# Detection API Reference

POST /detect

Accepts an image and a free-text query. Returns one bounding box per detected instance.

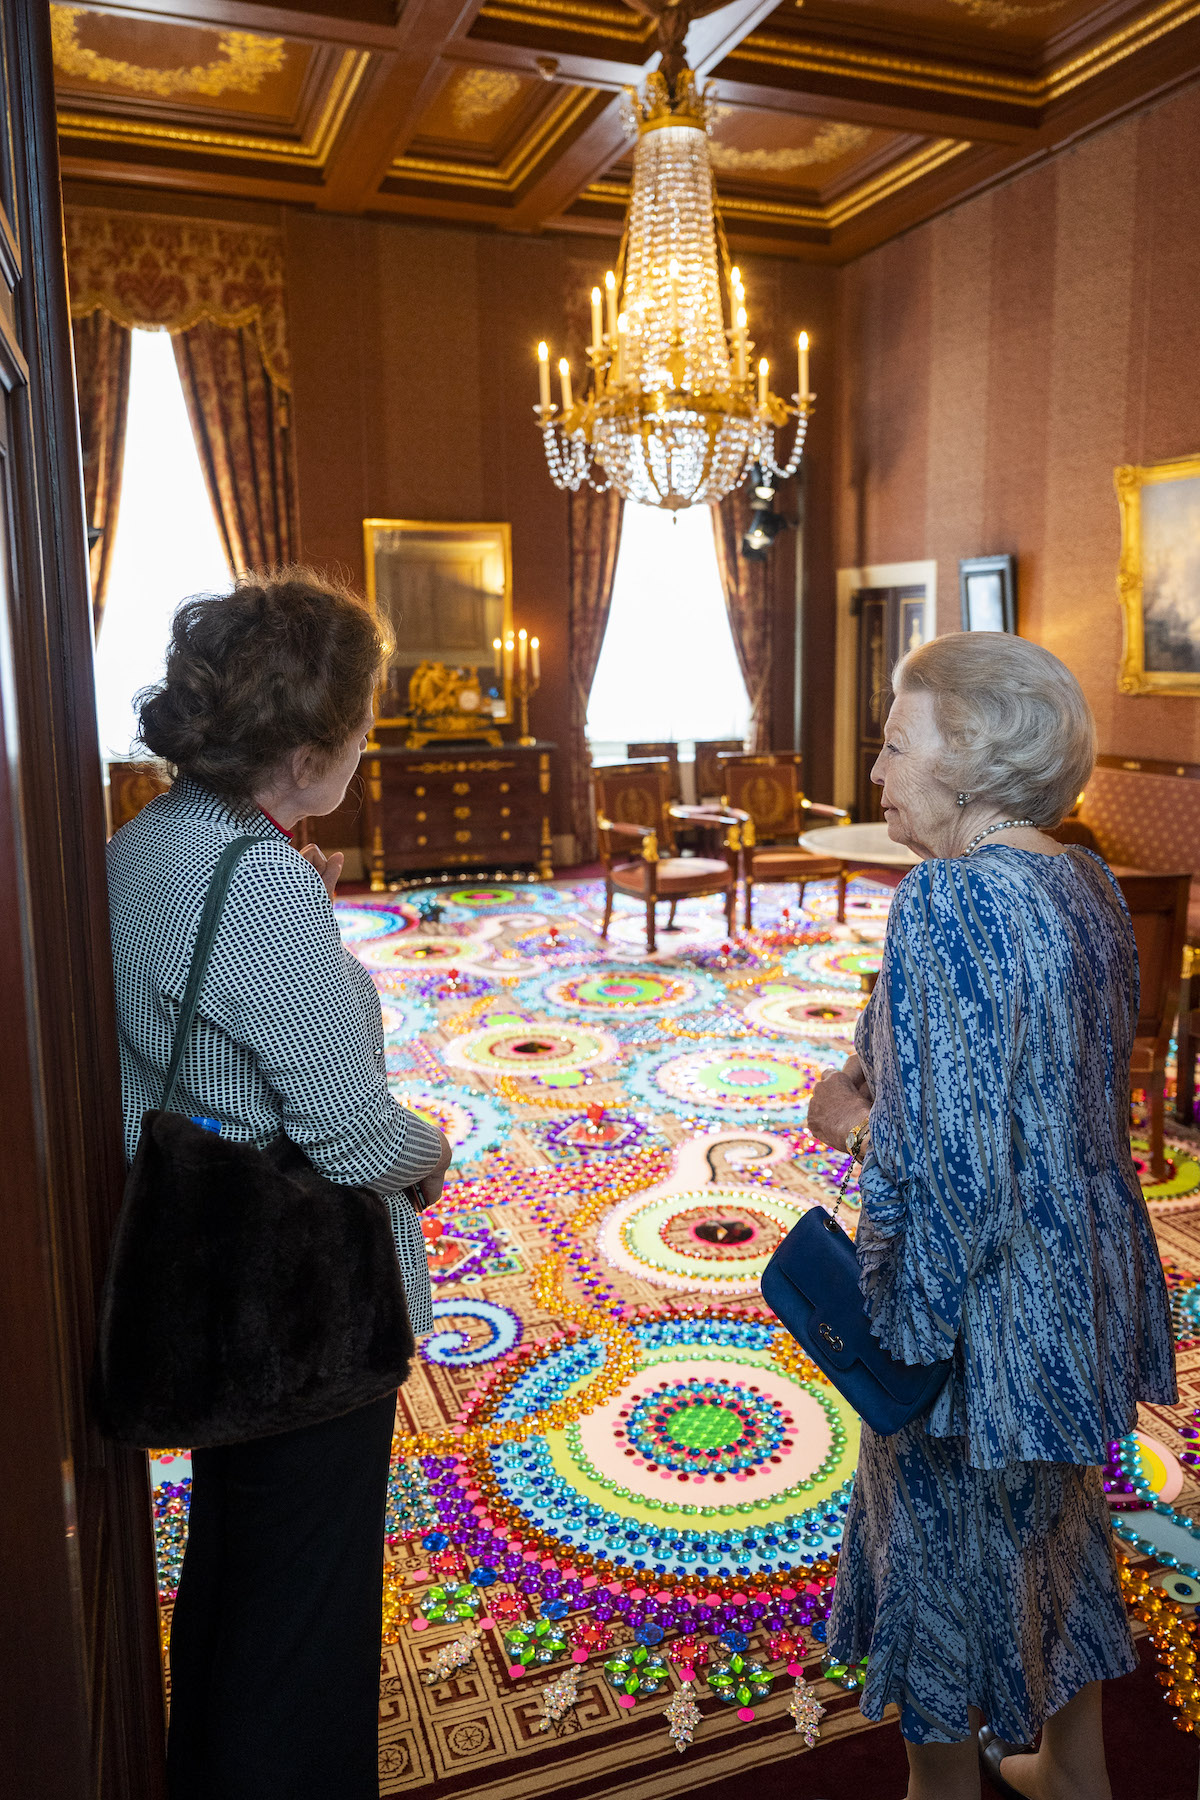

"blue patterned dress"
[826,845,1176,1745]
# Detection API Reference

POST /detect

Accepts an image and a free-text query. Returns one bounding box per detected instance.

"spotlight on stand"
[741,464,788,561]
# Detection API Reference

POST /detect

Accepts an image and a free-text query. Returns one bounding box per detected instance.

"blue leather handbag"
[760,1200,954,1437]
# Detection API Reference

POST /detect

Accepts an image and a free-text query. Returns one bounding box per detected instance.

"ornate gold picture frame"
[363,519,513,738]
[1116,454,1200,695]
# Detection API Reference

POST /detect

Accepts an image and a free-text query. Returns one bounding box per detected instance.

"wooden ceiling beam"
[71,0,404,51]
[315,0,484,211]
[709,73,1032,144]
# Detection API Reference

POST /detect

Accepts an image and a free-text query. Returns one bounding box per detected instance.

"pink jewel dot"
[617,1695,637,1710]
[410,1619,429,1633]
[410,1570,430,1583]
[508,1665,525,1679]
[787,1661,804,1676]
[582,1575,598,1589]
[781,1587,797,1600]
[680,1665,695,1683]
[737,1707,756,1723]
[571,1649,588,1664]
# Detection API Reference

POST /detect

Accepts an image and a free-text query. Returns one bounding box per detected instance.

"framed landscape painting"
[1116,454,1200,694]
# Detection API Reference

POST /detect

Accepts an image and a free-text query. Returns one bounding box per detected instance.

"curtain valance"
[63,206,291,392]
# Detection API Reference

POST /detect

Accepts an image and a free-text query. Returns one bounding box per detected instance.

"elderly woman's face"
[871,687,959,858]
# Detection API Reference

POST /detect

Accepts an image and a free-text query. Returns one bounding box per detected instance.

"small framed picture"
[959,554,1017,634]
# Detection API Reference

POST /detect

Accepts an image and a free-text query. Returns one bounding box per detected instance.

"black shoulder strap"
[160,835,260,1115]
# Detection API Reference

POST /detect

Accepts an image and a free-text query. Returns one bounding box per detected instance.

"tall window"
[586,502,749,753]
[92,329,230,760]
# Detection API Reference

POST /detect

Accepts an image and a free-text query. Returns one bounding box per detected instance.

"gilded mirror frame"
[363,518,514,731]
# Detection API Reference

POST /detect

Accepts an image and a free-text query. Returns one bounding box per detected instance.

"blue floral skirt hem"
[826,1419,1137,1746]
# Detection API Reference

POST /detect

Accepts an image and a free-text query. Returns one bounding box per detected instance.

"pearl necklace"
[964,818,1036,855]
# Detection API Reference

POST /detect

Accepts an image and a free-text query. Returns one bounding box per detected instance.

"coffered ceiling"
[52,0,1200,258]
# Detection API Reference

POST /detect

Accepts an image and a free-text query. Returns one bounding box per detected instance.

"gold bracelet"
[845,1118,870,1162]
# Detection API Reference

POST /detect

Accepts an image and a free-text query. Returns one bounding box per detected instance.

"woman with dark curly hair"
[108,569,451,1800]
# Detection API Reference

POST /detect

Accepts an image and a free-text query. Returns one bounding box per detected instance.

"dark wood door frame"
[0,4,165,1795]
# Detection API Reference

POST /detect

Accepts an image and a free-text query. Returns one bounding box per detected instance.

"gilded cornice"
[477,0,652,42]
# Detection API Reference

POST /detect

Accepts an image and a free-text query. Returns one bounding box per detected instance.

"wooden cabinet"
[361,741,555,888]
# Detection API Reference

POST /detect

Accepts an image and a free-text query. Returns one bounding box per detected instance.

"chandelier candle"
[531,63,814,511]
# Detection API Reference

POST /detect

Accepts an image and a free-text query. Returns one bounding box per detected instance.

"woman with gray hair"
[805,632,1174,1800]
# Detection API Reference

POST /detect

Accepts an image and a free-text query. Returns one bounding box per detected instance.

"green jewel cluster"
[603,1644,670,1697]
[822,1653,869,1691]
[564,1372,847,1517]
[504,1618,568,1666]
[708,1654,772,1707]
[419,1582,481,1622]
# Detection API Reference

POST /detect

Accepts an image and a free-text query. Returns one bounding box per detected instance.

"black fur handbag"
[95,836,416,1449]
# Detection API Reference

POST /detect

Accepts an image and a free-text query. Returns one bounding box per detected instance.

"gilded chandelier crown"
[623,68,714,135]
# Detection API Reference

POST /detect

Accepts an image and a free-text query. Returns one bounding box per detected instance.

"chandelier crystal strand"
[533,66,814,512]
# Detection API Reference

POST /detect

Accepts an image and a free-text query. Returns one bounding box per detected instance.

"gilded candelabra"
[492,626,541,745]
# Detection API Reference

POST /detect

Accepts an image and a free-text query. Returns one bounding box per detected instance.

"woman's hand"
[806,1062,871,1153]
[299,841,344,902]
[414,1129,454,1213]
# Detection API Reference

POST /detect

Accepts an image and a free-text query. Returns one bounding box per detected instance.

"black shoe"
[978,1725,1034,1799]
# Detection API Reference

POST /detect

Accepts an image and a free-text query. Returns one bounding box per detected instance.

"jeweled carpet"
[149,876,1200,1798]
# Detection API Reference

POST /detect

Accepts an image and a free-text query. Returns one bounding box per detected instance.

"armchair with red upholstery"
[592,760,743,952]
[718,752,849,926]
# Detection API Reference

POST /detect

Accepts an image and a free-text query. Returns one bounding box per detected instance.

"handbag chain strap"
[160,836,260,1115]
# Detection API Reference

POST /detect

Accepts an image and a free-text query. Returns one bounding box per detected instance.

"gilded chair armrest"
[799,800,851,825]
[670,804,749,852]
[597,816,659,862]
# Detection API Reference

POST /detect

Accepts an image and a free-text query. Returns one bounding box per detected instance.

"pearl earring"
[957,793,969,807]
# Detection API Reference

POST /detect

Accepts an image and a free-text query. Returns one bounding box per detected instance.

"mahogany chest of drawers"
[361,741,555,889]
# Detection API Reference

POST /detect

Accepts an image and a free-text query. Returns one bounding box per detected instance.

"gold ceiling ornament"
[50,6,286,100]
[450,67,524,131]
[533,9,813,512]
[708,116,871,174]
[942,0,1066,22]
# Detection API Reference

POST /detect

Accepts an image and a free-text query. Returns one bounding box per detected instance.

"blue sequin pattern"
[827,845,1176,1744]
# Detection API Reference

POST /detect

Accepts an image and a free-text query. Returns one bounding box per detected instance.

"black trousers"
[166,1390,398,1800]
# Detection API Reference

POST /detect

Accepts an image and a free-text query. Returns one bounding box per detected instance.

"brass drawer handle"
[454,805,471,820]
[500,807,510,818]
[499,782,510,793]
[500,830,510,842]
[453,782,470,795]
[455,829,471,843]
[416,811,426,822]
[417,835,427,847]
[414,786,426,798]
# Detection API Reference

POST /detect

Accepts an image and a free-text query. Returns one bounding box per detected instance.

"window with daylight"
[586,501,750,759]
[93,328,231,761]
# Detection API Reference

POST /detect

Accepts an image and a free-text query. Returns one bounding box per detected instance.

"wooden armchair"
[592,761,741,952]
[719,752,850,926]
[1115,870,1190,1180]
[694,739,746,803]
[627,742,682,800]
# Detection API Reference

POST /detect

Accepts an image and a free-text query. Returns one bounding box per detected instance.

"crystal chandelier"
[534,64,813,511]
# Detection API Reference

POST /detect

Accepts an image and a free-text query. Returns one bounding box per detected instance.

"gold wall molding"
[56,47,368,167]
[391,85,595,191]
[51,5,286,100]
[733,0,1200,107]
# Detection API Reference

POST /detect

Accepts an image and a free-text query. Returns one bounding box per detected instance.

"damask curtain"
[711,489,772,751]
[173,320,296,574]
[567,486,624,861]
[63,206,297,579]
[71,310,131,636]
